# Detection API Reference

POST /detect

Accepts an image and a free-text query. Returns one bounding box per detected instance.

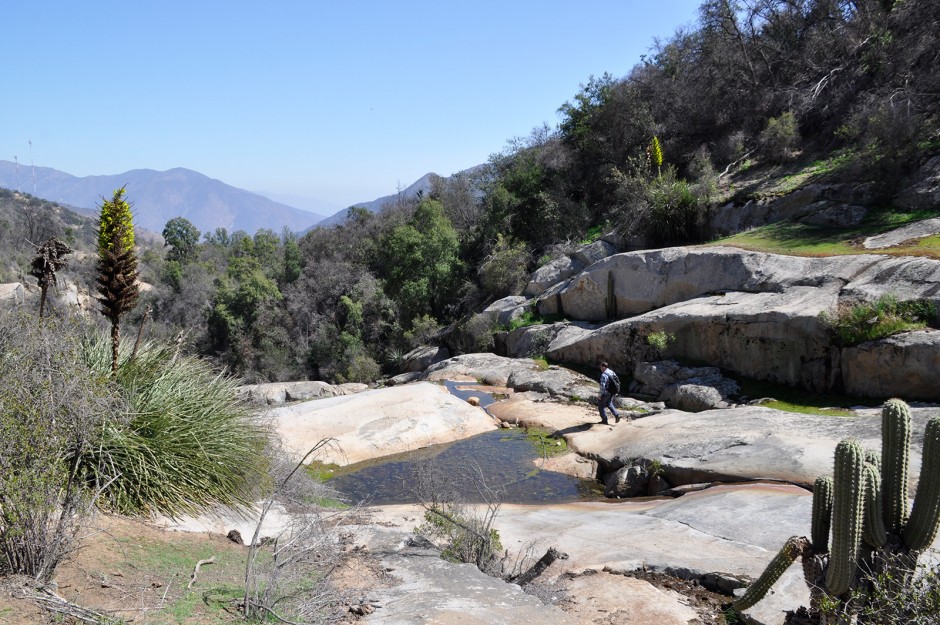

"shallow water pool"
[327,382,601,505]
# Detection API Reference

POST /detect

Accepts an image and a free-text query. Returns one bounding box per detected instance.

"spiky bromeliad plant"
[733,399,940,623]
[80,336,270,517]
[96,187,139,374]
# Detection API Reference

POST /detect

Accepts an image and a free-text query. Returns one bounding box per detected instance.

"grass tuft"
[81,336,270,517]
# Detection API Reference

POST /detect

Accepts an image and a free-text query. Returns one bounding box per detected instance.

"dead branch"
[188,555,216,589]
[26,587,120,624]
[718,149,755,179]
[512,547,569,587]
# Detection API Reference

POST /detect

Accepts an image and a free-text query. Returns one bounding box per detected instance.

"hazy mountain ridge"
[0,161,326,235]
[317,165,485,228]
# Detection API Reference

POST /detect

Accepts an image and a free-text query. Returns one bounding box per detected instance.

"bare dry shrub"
[0,311,119,581]
[242,438,350,624]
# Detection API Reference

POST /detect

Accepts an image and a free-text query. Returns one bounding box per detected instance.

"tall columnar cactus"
[825,441,866,596]
[811,476,833,553]
[732,536,809,611]
[882,398,912,534]
[863,463,887,549]
[903,416,940,550]
[733,400,940,619]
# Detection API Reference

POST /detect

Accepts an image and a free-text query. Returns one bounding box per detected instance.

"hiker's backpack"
[606,371,621,395]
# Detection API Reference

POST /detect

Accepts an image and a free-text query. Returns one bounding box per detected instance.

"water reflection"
[328,382,602,505]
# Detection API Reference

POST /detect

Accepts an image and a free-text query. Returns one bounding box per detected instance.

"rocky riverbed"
[162,355,940,625]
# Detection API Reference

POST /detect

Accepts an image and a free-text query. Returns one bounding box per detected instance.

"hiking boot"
[614,415,621,423]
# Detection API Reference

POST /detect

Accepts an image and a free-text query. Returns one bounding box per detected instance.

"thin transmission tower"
[29,140,36,194]
[13,155,20,192]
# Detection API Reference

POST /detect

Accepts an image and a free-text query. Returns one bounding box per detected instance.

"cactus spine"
[732,536,808,611]
[902,416,940,550]
[811,476,833,553]
[825,440,866,596]
[882,398,912,534]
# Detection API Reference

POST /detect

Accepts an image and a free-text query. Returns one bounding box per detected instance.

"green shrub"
[644,167,702,245]
[478,234,530,299]
[646,330,676,353]
[821,295,936,346]
[80,336,270,517]
[759,111,800,163]
[419,505,503,570]
[507,311,562,333]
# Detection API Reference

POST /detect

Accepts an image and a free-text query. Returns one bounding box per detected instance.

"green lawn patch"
[711,207,940,258]
[734,376,876,416]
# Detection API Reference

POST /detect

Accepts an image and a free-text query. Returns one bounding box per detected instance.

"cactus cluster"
[732,399,940,619]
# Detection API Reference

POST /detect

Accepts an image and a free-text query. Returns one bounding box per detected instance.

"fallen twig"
[188,556,216,589]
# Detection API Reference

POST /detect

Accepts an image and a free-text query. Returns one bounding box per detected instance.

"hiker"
[598,362,621,425]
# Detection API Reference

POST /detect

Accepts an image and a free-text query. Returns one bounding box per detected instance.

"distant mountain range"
[0,161,326,236]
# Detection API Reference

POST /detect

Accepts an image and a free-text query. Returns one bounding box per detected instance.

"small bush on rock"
[821,295,936,346]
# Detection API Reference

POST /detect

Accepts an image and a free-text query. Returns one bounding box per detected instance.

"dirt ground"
[0,513,734,625]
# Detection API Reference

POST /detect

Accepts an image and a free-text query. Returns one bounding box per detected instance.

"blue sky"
[2,1,702,213]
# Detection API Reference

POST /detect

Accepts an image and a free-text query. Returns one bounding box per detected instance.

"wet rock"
[605,465,650,498]
[647,473,671,496]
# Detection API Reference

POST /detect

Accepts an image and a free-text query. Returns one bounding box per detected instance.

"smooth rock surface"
[841,329,940,400]
[401,345,451,373]
[236,380,362,405]
[568,406,936,489]
[358,524,574,625]
[863,217,940,248]
[269,382,498,465]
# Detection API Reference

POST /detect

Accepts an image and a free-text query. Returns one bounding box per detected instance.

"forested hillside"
[4,0,938,385]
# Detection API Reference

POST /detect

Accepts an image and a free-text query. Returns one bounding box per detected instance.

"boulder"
[605,465,650,498]
[482,295,529,326]
[269,382,498,466]
[400,345,451,373]
[536,246,880,322]
[705,182,876,238]
[236,380,363,405]
[567,405,936,489]
[862,217,940,249]
[549,288,842,392]
[661,383,730,412]
[525,255,585,297]
[506,365,596,400]
[535,247,940,396]
[631,360,741,411]
[894,154,940,210]
[386,371,422,386]
[423,353,539,386]
[841,330,940,400]
[0,282,24,309]
[525,239,621,297]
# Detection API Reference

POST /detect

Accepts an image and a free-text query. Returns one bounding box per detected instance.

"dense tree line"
[3,0,937,385]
